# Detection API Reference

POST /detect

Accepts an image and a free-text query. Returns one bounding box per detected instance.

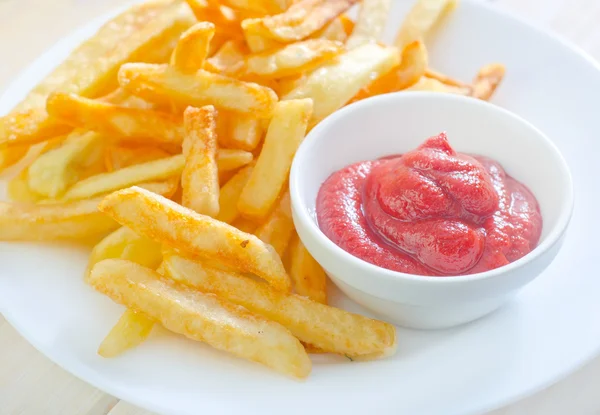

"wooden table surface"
[1,0,600,414]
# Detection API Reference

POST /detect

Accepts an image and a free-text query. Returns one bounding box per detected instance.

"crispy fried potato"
[27,131,104,198]
[0,146,30,173]
[89,259,310,377]
[312,15,354,42]
[100,87,156,110]
[62,154,184,201]
[424,68,469,88]
[394,0,458,48]
[217,112,263,151]
[119,63,278,116]
[104,145,170,172]
[283,44,399,123]
[138,177,180,199]
[204,40,248,76]
[217,164,254,224]
[241,19,284,53]
[246,39,345,79]
[407,76,471,94]
[346,0,392,48]
[1,1,194,150]
[170,22,216,73]
[219,0,292,15]
[7,168,43,203]
[249,0,360,43]
[98,309,155,358]
[255,192,294,256]
[350,40,427,103]
[471,63,505,101]
[163,255,397,357]
[288,234,327,304]
[216,148,253,172]
[98,187,291,291]
[0,197,117,241]
[185,0,244,40]
[238,99,312,218]
[181,106,220,217]
[46,93,185,146]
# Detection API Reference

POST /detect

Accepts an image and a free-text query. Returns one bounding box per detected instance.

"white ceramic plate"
[1,1,599,414]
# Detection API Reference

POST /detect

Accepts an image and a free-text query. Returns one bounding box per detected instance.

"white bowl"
[290,92,573,329]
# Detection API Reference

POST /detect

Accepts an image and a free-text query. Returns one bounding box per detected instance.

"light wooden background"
[1,0,600,414]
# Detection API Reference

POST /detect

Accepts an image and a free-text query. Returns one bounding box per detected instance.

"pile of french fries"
[0,0,505,378]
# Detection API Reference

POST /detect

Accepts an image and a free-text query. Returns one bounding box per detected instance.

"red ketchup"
[316,133,543,276]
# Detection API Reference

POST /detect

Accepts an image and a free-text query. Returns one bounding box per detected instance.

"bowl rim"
[289,91,575,285]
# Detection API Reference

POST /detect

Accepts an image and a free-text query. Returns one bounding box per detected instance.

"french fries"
[46,93,185,146]
[0,197,117,241]
[89,259,311,378]
[204,40,248,76]
[104,145,170,172]
[0,146,30,172]
[471,63,506,100]
[425,68,470,88]
[217,112,263,151]
[247,0,360,43]
[181,106,220,216]
[238,99,312,218]
[163,255,397,357]
[216,148,254,171]
[350,41,427,103]
[345,0,392,49]
[245,39,345,79]
[7,168,43,204]
[62,155,184,201]
[219,0,293,15]
[216,164,254,224]
[254,192,294,256]
[314,15,354,42]
[118,63,278,116]
[97,309,155,358]
[395,0,458,48]
[283,44,400,123]
[241,19,284,53]
[288,234,327,304]
[406,76,471,94]
[98,187,291,291]
[170,22,216,73]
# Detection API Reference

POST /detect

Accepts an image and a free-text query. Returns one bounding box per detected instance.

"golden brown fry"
[216,148,254,172]
[7,168,43,204]
[163,255,397,357]
[217,112,263,151]
[219,0,292,15]
[313,15,353,42]
[217,164,254,224]
[181,106,220,217]
[89,259,310,377]
[138,177,180,200]
[185,0,244,40]
[407,76,471,94]
[471,63,505,101]
[98,187,291,291]
[283,43,398,124]
[249,0,360,43]
[394,0,458,48]
[204,40,248,76]
[170,22,216,73]
[62,154,184,201]
[0,146,30,173]
[254,192,294,257]
[350,40,427,103]
[241,19,285,53]
[104,145,170,172]
[98,309,155,358]
[245,39,345,79]
[1,1,194,150]
[27,131,104,198]
[288,234,327,304]
[424,68,469,88]
[119,63,278,117]
[0,197,117,241]
[346,0,392,48]
[46,93,185,146]
[238,99,312,218]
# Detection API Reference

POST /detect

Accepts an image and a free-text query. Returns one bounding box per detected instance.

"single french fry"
[313,15,354,42]
[406,76,471,94]
[104,145,170,172]
[181,106,220,217]
[394,0,458,48]
[138,177,180,199]
[283,44,399,123]
[27,131,104,198]
[288,234,327,304]
[238,99,312,218]
[471,63,505,101]
[424,68,469,88]
[62,154,184,201]
[249,0,360,43]
[163,255,397,358]
[245,39,345,79]
[254,192,294,257]
[204,40,248,76]
[0,1,194,149]
[119,63,278,117]
[350,40,427,103]
[46,93,185,146]
[170,22,216,73]
[98,309,155,358]
[98,187,291,291]
[217,112,264,151]
[89,259,310,378]
[241,19,285,53]
[216,164,254,224]
[216,148,254,171]
[345,0,392,48]
[100,87,157,110]
[0,197,117,241]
